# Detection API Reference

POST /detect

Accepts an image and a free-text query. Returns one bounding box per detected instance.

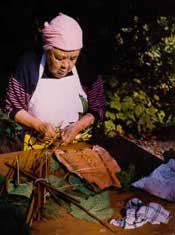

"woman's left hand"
[61,123,80,145]
[61,113,95,145]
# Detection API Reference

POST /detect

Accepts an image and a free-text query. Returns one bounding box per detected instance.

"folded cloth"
[132,159,175,201]
[109,198,170,229]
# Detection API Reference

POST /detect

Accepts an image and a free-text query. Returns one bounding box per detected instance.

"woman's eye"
[56,57,62,61]
[70,57,76,61]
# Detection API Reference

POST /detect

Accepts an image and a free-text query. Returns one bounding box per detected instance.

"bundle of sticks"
[3,153,117,233]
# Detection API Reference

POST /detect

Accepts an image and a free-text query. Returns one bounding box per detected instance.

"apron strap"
[39,53,46,79]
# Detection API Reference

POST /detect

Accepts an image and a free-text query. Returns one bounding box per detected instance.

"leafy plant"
[104,16,175,138]
[70,190,114,222]
[117,164,136,192]
[105,86,165,137]
[0,110,23,152]
[0,110,22,139]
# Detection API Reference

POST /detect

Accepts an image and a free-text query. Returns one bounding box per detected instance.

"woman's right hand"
[36,122,57,139]
[15,110,57,140]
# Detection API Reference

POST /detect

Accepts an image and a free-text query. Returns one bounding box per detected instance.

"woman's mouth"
[56,71,66,77]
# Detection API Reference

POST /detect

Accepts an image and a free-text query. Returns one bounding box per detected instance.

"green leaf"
[50,157,61,172]
[68,174,95,197]
[153,94,160,101]
[116,124,123,134]
[117,164,136,191]
[104,120,116,131]
[109,78,119,88]
[105,130,117,138]
[109,100,121,111]
[125,112,136,121]
[116,112,126,120]
[79,94,88,113]
[133,78,141,84]
[7,181,33,199]
[135,105,144,117]
[148,106,158,115]
[105,111,116,120]
[0,175,5,184]
[116,113,126,121]
[121,97,135,111]
[5,128,12,136]
[48,175,66,191]
[157,111,165,123]
[70,191,114,222]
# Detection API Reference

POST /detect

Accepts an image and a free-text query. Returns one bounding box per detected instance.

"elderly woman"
[3,13,105,150]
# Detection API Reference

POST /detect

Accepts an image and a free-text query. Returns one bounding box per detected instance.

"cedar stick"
[5,162,80,204]
[5,162,118,233]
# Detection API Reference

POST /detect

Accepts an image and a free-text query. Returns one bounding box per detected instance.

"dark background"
[0,0,175,97]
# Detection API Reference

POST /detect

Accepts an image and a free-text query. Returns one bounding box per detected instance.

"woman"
[3,13,105,150]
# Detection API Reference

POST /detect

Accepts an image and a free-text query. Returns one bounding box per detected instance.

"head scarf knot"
[42,13,83,51]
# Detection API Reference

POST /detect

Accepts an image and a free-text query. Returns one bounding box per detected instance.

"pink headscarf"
[42,13,83,51]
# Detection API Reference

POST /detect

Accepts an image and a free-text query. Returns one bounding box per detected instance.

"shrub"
[104,16,175,138]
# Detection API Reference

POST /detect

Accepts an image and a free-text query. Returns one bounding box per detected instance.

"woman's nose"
[61,59,70,69]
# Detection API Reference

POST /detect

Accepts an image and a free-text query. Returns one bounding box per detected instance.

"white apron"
[28,54,87,129]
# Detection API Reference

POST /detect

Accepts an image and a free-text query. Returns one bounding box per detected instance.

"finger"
[45,124,57,138]
[63,133,75,145]
[44,136,52,143]
[61,132,70,144]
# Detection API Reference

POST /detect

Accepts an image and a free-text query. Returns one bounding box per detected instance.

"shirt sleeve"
[76,50,106,121]
[3,76,31,119]
[86,75,106,121]
[2,51,40,119]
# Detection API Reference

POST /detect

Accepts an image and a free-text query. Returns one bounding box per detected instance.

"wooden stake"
[16,156,20,185]
[5,162,117,233]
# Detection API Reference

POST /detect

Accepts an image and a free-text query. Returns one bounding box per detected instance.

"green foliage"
[79,94,88,118]
[117,164,136,192]
[48,175,67,191]
[42,198,63,219]
[0,110,23,152]
[46,173,113,222]
[49,156,61,173]
[0,110,22,139]
[105,87,165,137]
[68,174,95,197]
[0,175,5,184]
[70,190,114,222]
[104,16,175,138]
[7,181,33,199]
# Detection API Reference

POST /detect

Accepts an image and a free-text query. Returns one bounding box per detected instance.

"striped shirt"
[3,50,105,121]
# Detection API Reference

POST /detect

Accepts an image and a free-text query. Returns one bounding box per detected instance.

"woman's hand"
[15,110,57,140]
[61,123,80,145]
[61,113,95,145]
[36,122,57,140]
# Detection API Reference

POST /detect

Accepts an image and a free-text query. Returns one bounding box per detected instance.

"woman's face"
[45,48,80,78]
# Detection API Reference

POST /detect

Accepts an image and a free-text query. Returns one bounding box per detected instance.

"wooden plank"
[0,142,91,175]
